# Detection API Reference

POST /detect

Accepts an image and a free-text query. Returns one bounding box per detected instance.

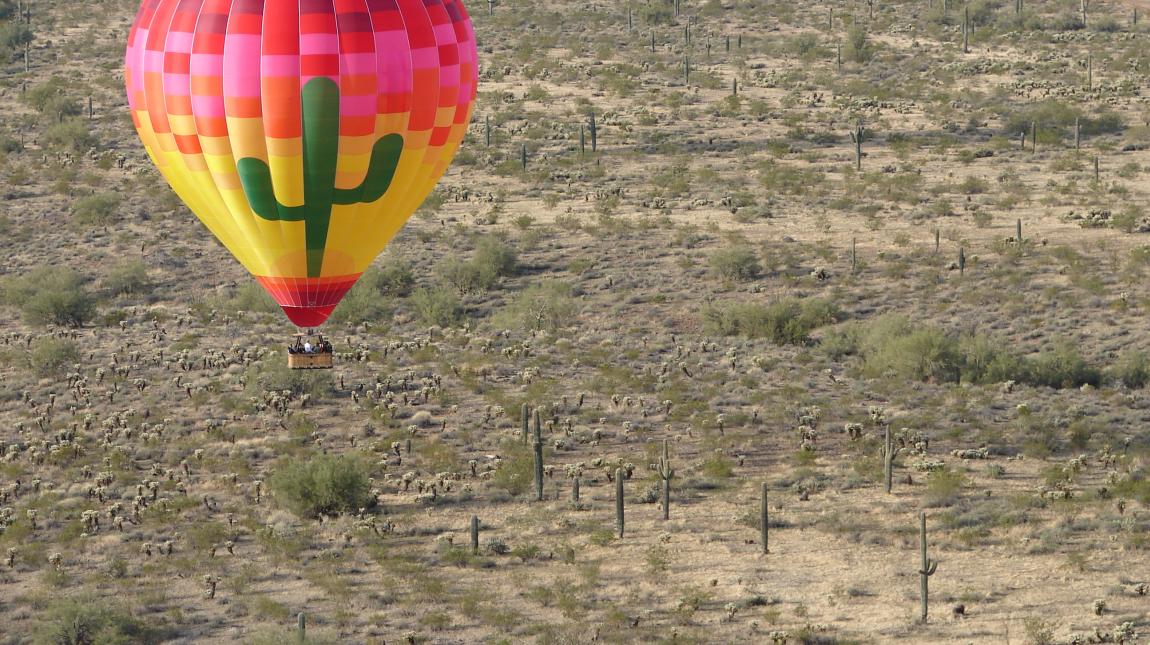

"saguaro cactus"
[615,468,625,538]
[882,424,896,494]
[657,439,675,520]
[919,512,938,622]
[533,417,544,502]
[958,247,966,276]
[956,8,966,53]
[470,515,479,554]
[1016,218,1022,243]
[521,403,530,445]
[850,122,864,170]
[761,482,770,554]
[589,112,598,152]
[298,612,306,643]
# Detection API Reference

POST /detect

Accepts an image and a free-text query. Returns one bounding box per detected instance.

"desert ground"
[1,0,1150,643]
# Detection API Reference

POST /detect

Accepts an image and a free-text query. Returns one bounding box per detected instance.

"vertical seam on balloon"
[270,0,296,296]
[182,0,259,276]
[363,0,426,246]
[358,0,412,260]
[390,0,446,230]
[324,0,343,309]
[224,0,282,279]
[209,0,277,279]
[352,0,379,314]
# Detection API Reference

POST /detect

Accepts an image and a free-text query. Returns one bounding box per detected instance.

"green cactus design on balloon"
[236,77,404,277]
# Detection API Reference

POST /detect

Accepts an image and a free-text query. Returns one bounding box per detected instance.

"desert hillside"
[1,0,1150,643]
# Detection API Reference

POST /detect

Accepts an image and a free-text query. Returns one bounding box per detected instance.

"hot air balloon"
[125,0,477,328]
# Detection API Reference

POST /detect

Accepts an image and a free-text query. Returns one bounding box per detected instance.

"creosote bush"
[490,441,535,496]
[410,286,464,327]
[826,314,1101,388]
[246,356,333,399]
[496,281,578,332]
[33,596,163,645]
[708,245,761,282]
[269,454,373,518]
[29,337,79,377]
[702,297,840,344]
[329,266,393,324]
[3,266,97,327]
[71,193,121,227]
[103,261,151,297]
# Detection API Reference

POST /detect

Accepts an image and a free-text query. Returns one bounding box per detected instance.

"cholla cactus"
[724,602,738,622]
[47,552,62,572]
[868,406,885,426]
[204,574,219,598]
[25,509,37,530]
[769,631,789,644]
[1131,582,1147,596]
[1093,598,1106,615]
[5,548,15,567]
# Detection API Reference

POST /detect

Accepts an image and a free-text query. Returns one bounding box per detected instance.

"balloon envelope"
[125,0,477,326]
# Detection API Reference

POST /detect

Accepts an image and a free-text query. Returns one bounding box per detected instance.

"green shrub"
[958,333,1021,384]
[410,286,464,327]
[844,25,872,63]
[496,281,578,332]
[473,236,518,278]
[25,78,79,121]
[269,454,373,518]
[43,119,96,152]
[923,467,965,507]
[437,236,518,294]
[860,319,963,383]
[490,442,534,496]
[372,253,415,296]
[0,21,33,60]
[103,261,150,296]
[29,337,79,377]
[1110,350,1150,388]
[702,297,840,344]
[33,596,163,645]
[72,192,121,227]
[437,257,486,294]
[830,316,1099,389]
[1024,342,1100,389]
[193,282,279,320]
[708,245,761,282]
[329,267,391,324]
[3,266,97,327]
[700,454,734,479]
[245,356,332,399]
